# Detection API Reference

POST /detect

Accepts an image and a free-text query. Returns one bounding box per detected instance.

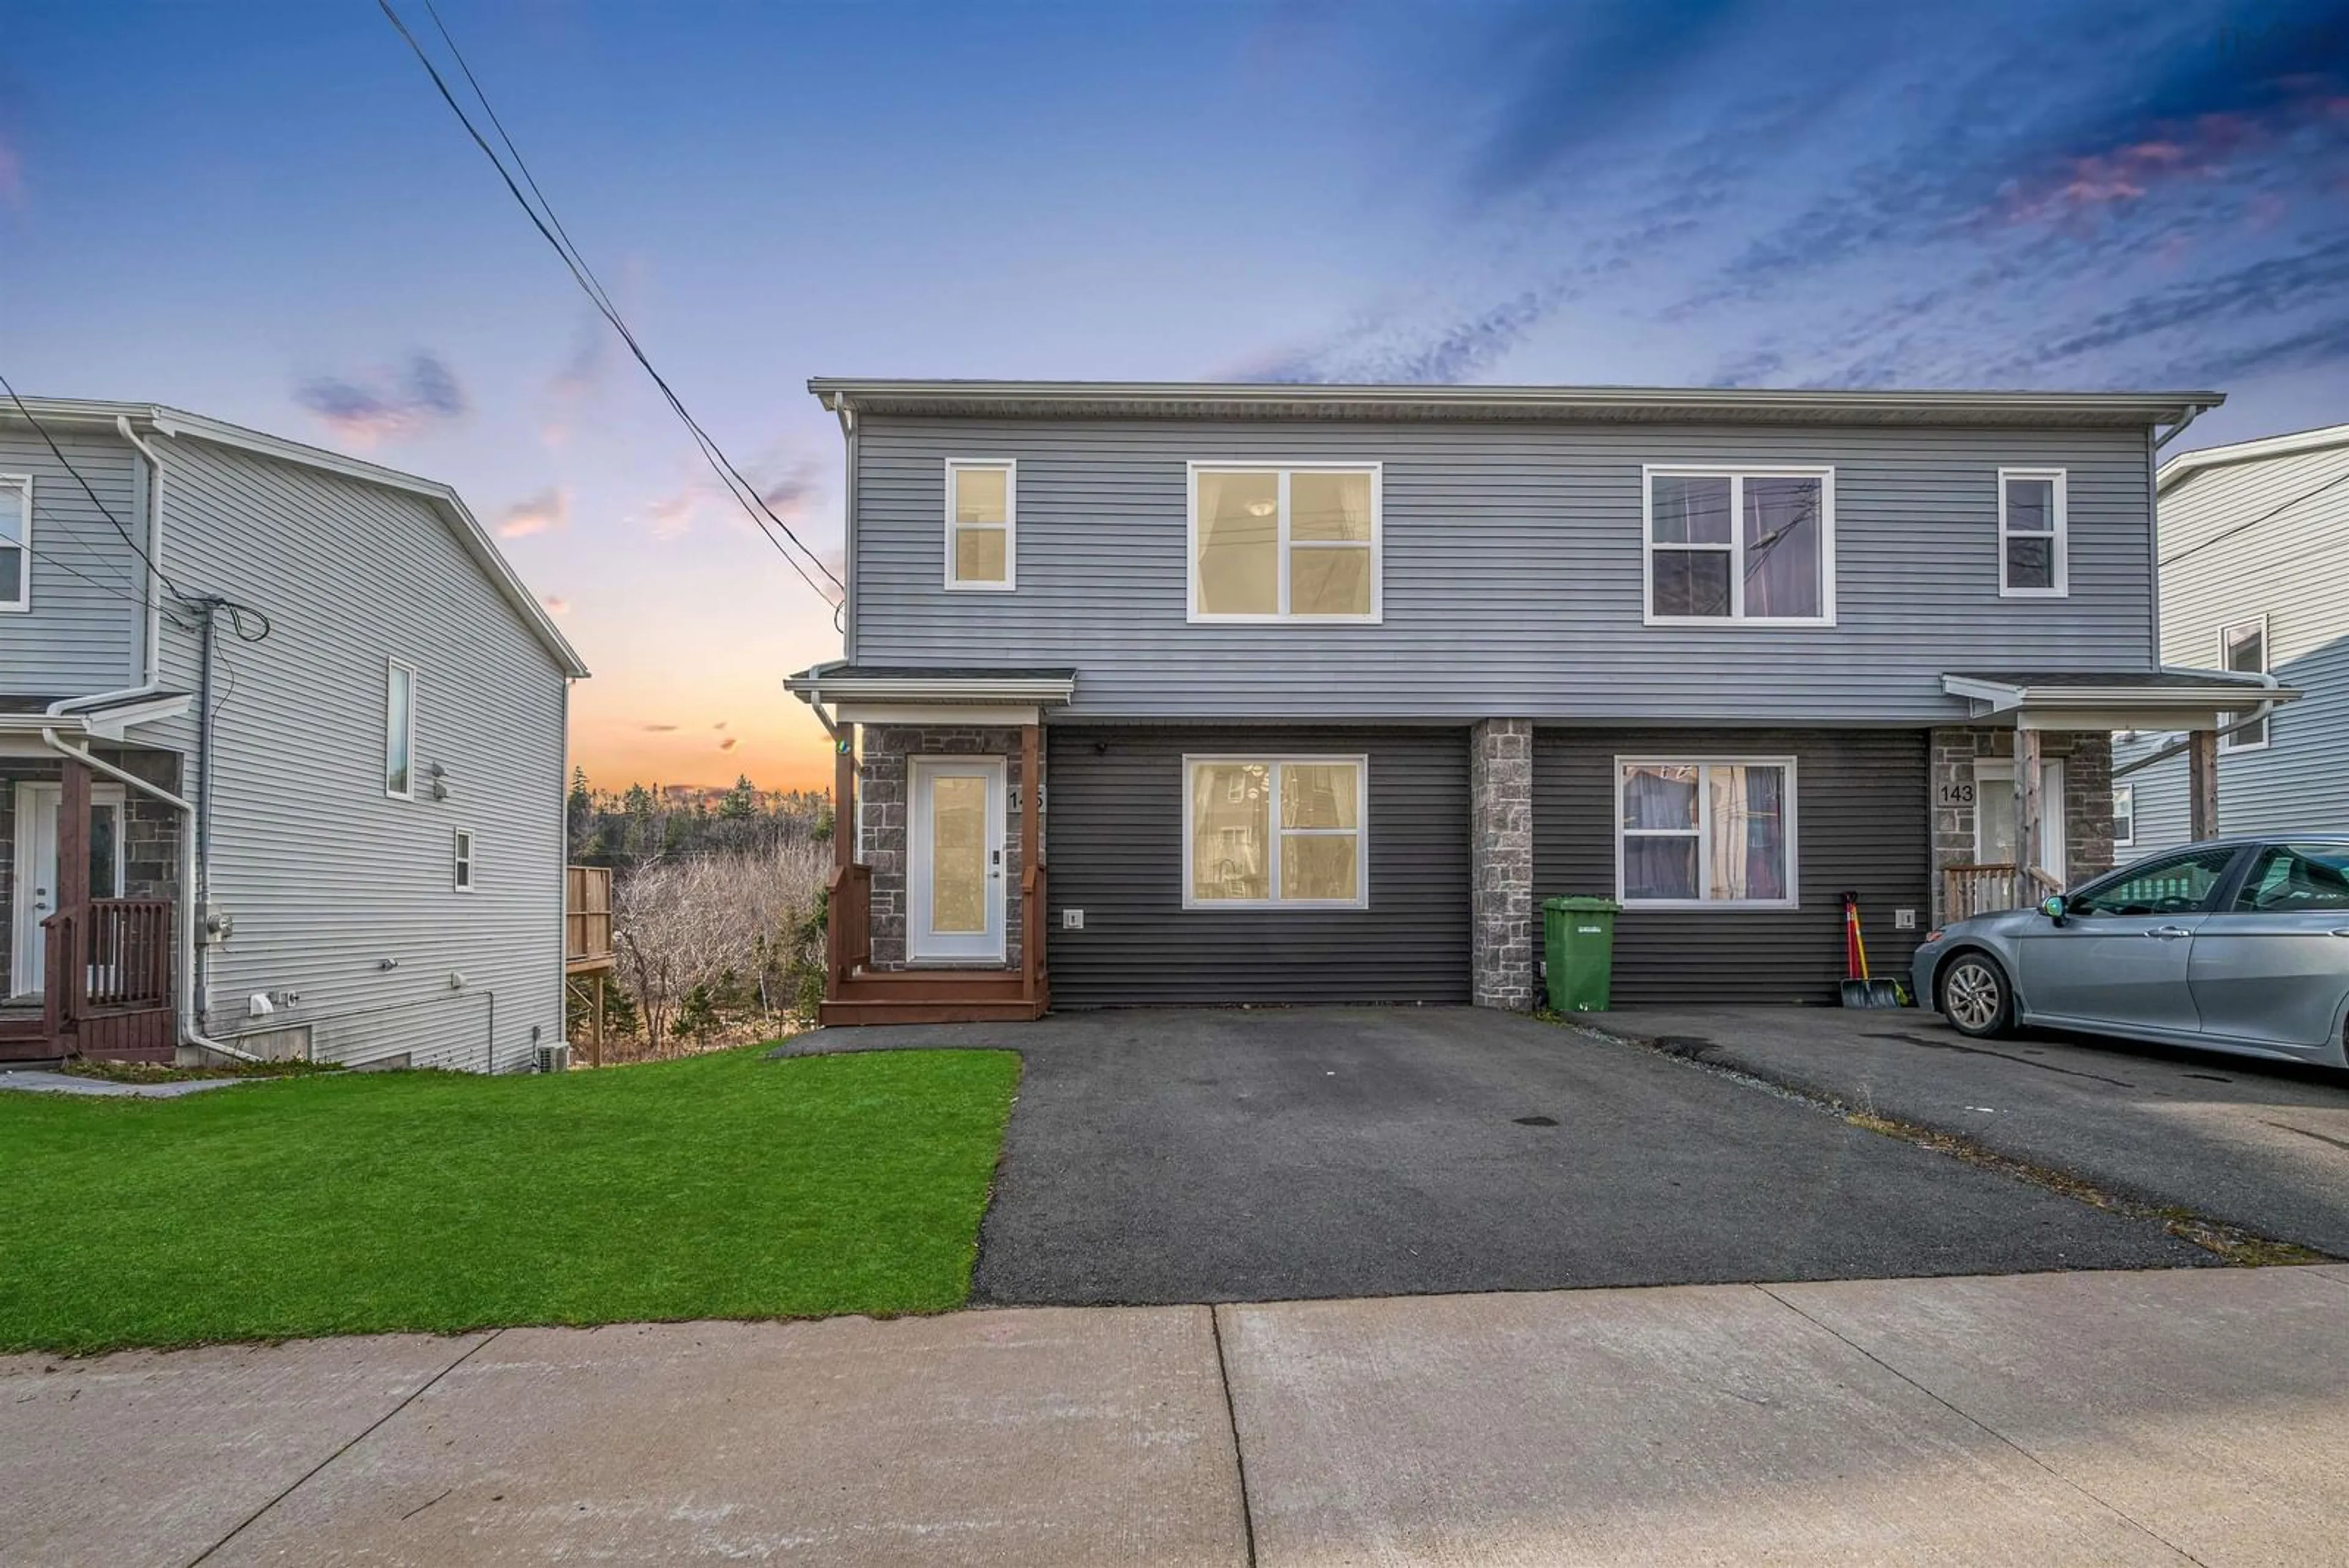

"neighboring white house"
[0,399,587,1071]
[2115,423,2348,855]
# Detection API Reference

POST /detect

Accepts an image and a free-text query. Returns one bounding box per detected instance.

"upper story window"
[385,658,417,799]
[945,460,1015,590]
[0,474,29,612]
[1189,463,1380,623]
[2221,615,2268,751]
[1644,467,1832,626]
[1998,468,2068,597]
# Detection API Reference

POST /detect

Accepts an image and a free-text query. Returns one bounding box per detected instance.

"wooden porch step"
[819,995,1048,1027]
[838,969,1027,1002]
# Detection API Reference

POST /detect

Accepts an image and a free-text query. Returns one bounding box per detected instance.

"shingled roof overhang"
[809,379,2224,429]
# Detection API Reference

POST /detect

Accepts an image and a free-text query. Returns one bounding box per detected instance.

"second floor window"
[1645,467,1831,625]
[945,460,1015,589]
[1999,468,2068,596]
[385,658,417,798]
[2221,615,2269,751]
[0,474,29,612]
[1190,464,1380,622]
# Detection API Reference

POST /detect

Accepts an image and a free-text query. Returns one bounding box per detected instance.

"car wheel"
[1938,951,2014,1039]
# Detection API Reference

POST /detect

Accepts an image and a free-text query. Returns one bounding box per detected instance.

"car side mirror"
[2041,895,2067,926]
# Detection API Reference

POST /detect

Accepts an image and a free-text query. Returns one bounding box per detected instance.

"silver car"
[1910,835,2349,1068]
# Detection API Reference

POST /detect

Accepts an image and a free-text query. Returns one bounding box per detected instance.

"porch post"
[833,727,855,874]
[1021,721,1041,1004]
[2014,727,2043,890]
[58,756,91,921]
[2188,728,2220,841]
[828,727,856,997]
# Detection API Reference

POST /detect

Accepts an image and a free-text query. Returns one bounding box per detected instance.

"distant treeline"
[567,770,832,870]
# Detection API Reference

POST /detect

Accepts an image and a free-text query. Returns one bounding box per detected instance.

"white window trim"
[943,458,1017,592]
[2112,783,2135,849]
[1614,756,1800,910]
[453,829,475,893]
[2219,614,2271,752]
[385,656,418,801]
[1641,465,1835,627]
[1186,461,1383,625]
[1997,467,2069,598]
[1180,754,1370,910]
[0,474,30,614]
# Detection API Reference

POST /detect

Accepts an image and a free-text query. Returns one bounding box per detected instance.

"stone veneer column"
[1469,719,1535,1010]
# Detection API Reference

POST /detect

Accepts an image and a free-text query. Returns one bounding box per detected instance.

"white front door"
[1974,759,2065,879]
[10,782,128,994]
[907,757,1006,964]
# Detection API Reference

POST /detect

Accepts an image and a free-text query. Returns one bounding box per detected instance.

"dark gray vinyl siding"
[1045,725,1469,1005]
[853,416,2156,723]
[0,428,146,694]
[1533,728,1930,1006]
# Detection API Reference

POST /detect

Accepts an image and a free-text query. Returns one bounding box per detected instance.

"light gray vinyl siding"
[0,426,146,695]
[149,436,568,1072]
[1532,727,1931,1005]
[2115,440,2349,856]
[853,417,2156,722]
[1044,724,1471,1005]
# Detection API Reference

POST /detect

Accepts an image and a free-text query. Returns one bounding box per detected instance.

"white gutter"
[2110,672,2286,781]
[37,728,261,1064]
[784,674,1078,705]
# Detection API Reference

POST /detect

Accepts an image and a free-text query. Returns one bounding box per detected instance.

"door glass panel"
[2072,847,2239,916]
[928,775,988,934]
[90,804,120,899]
[2233,844,2349,912]
[1976,764,2062,872]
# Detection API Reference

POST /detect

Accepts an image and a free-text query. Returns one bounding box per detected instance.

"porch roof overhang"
[0,691,193,743]
[785,663,1077,727]
[1942,669,2296,732]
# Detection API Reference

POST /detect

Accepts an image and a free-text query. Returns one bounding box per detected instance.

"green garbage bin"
[1543,896,1620,1013]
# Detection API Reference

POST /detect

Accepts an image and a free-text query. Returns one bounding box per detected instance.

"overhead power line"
[1,371,192,604]
[379,0,847,611]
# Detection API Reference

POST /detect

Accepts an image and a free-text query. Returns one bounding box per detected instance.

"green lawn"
[0,1046,1021,1355]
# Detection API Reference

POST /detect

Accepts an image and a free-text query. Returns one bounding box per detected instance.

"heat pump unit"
[536,1042,571,1074]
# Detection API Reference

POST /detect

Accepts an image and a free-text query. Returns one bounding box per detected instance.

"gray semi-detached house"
[787,379,2282,1024]
[2113,422,2349,853]
[0,399,587,1070]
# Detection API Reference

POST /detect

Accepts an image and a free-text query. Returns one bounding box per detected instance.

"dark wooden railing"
[829,862,872,988]
[1022,863,1048,1009]
[44,899,176,1060]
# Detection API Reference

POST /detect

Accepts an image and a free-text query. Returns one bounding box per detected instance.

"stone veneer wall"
[0,749,182,997]
[1468,719,1536,1009]
[1928,728,2116,926]
[858,724,1036,970]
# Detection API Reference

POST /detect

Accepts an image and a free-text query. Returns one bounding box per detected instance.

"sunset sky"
[5,0,2346,791]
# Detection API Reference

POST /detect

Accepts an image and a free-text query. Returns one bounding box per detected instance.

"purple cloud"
[293,352,469,446]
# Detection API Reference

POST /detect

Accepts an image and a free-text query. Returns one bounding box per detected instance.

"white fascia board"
[2158,422,2349,495]
[144,409,589,678]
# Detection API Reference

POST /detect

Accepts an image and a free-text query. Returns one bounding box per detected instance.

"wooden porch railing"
[43,899,176,1058]
[1943,863,2066,921]
[1022,863,1048,1008]
[829,861,872,987]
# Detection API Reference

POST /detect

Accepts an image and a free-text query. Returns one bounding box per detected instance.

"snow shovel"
[1840,893,1902,1008]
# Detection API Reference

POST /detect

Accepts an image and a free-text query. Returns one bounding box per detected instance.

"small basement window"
[0,473,29,612]
[945,460,1015,590]
[1617,758,1797,907]
[453,829,475,892]
[1998,468,2067,596]
[2221,616,2268,751]
[1183,756,1367,908]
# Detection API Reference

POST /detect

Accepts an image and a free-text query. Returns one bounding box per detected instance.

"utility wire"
[1,370,193,603]
[379,0,847,608]
[2158,466,2349,570]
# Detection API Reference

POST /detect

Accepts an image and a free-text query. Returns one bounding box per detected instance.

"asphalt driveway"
[787,1006,2208,1304]
[1592,1006,2349,1257]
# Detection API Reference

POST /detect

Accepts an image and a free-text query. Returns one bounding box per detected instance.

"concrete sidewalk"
[8,1268,2347,1566]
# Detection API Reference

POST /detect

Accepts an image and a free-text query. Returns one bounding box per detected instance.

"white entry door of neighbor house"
[10,781,128,995]
[1973,759,2065,880]
[907,757,1007,964]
